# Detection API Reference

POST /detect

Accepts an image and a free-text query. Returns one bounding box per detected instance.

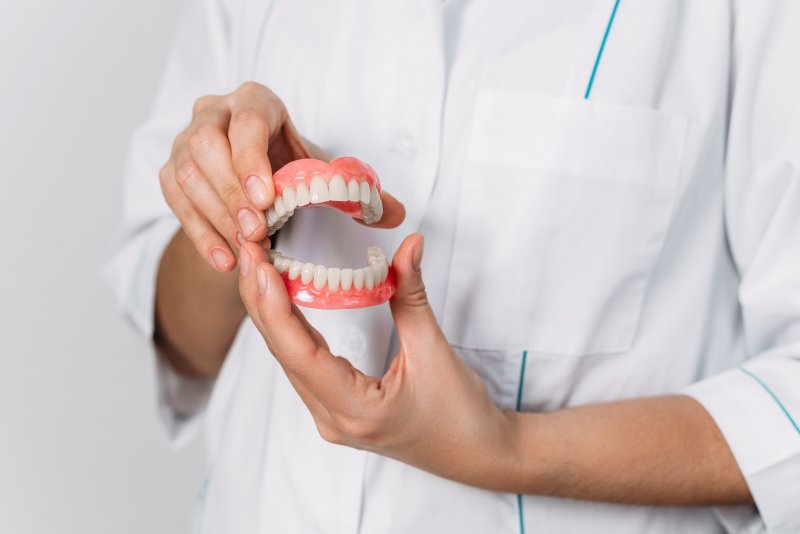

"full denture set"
[265,157,396,309]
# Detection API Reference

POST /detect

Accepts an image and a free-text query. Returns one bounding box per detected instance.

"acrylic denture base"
[265,157,394,309]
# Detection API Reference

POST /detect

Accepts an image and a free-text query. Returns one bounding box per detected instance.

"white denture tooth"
[275,257,291,273]
[367,246,384,264]
[378,264,387,283]
[364,267,374,290]
[370,188,383,221]
[353,268,365,290]
[274,196,287,217]
[300,262,315,284]
[310,176,330,203]
[327,267,341,291]
[296,183,311,206]
[340,268,354,291]
[267,207,279,226]
[267,250,279,262]
[359,181,371,204]
[347,180,360,201]
[313,265,328,290]
[267,228,277,237]
[288,260,302,280]
[329,174,348,201]
[282,188,297,211]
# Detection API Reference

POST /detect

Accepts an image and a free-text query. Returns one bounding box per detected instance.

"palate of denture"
[264,157,395,309]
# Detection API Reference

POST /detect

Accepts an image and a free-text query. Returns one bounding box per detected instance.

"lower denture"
[264,157,395,309]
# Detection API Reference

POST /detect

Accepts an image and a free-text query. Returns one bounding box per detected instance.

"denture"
[264,157,395,309]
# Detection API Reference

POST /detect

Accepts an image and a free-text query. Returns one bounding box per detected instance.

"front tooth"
[274,196,287,217]
[329,174,348,201]
[310,176,330,203]
[288,260,302,280]
[359,181,371,204]
[296,183,311,206]
[267,207,279,226]
[340,269,354,291]
[300,262,315,284]
[364,267,374,290]
[347,180,360,201]
[353,268,365,290]
[282,187,298,211]
[313,265,327,290]
[327,267,341,291]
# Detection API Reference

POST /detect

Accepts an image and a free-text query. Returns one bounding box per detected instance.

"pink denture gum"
[265,157,396,310]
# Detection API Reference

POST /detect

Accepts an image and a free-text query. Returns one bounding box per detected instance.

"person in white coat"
[105,0,800,532]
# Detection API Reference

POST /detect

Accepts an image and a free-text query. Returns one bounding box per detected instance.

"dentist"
[107,1,800,532]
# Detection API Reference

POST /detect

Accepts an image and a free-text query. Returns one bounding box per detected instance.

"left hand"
[237,234,519,490]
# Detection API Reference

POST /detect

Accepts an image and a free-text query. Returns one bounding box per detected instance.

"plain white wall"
[0,1,205,532]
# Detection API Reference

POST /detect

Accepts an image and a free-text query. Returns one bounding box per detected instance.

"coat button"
[389,132,418,162]
[339,327,367,360]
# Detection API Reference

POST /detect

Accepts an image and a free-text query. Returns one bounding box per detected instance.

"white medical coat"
[105,0,800,532]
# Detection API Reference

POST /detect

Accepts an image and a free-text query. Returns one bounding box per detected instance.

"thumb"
[389,233,442,343]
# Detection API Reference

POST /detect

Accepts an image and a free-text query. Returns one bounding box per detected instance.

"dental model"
[264,157,395,309]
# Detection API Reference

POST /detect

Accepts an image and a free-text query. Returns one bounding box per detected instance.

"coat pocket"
[442,91,687,355]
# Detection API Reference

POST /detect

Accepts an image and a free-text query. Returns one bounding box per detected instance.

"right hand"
[160,82,313,272]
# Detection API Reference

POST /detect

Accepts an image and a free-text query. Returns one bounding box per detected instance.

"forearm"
[507,395,751,505]
[155,229,245,377]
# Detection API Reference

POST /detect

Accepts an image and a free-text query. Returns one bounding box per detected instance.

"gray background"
[0,1,205,532]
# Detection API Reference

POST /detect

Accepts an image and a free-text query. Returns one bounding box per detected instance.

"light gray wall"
[0,1,205,532]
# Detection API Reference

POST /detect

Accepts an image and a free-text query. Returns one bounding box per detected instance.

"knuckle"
[158,163,172,188]
[188,124,223,157]
[218,178,245,206]
[192,94,216,114]
[230,106,264,128]
[175,160,202,189]
[316,422,344,445]
[336,413,380,443]
[236,81,266,95]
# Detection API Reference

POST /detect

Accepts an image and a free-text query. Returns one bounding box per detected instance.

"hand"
[236,234,519,490]
[159,82,312,273]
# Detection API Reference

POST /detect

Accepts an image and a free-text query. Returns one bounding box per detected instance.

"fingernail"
[239,248,251,276]
[237,208,260,238]
[412,236,424,272]
[257,265,268,295]
[210,248,230,271]
[245,175,268,206]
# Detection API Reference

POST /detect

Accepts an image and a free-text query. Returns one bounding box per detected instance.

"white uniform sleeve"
[682,2,800,532]
[103,0,233,446]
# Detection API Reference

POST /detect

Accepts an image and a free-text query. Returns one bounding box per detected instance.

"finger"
[389,233,444,346]
[237,246,336,424]
[227,84,282,211]
[238,245,357,399]
[172,149,242,246]
[161,166,235,272]
[188,106,267,243]
[354,190,406,229]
